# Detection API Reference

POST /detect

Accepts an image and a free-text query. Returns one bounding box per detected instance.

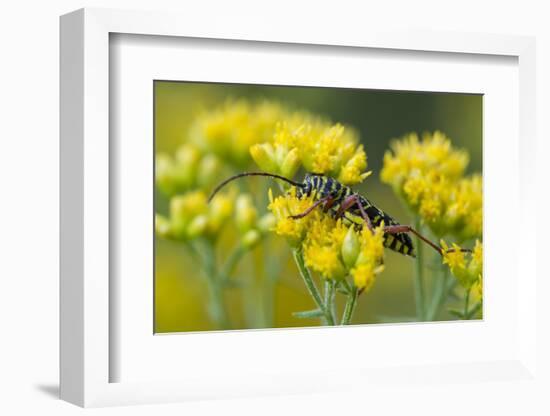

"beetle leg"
[382,225,442,254]
[336,194,373,231]
[382,225,471,256]
[288,195,334,219]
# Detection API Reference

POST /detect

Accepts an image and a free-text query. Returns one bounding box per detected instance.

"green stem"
[219,244,247,283]
[323,280,336,325]
[341,286,358,325]
[427,263,449,321]
[260,236,284,328]
[292,249,334,325]
[463,287,471,320]
[202,242,231,330]
[413,216,426,321]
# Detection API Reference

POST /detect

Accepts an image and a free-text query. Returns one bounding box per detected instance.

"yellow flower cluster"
[186,98,371,185]
[303,216,348,280]
[156,143,221,195]
[156,189,274,248]
[189,100,287,169]
[441,239,483,290]
[252,120,371,186]
[268,189,385,291]
[156,190,234,240]
[267,187,318,248]
[380,131,481,240]
[346,226,386,291]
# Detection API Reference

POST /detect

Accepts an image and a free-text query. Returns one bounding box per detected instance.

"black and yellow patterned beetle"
[209,171,450,257]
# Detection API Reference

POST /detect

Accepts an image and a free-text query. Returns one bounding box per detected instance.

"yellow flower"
[351,263,385,293]
[155,143,222,195]
[304,245,346,280]
[170,191,209,238]
[381,131,481,240]
[337,146,372,185]
[443,175,483,241]
[250,116,371,186]
[268,182,385,290]
[155,214,172,239]
[474,274,483,299]
[249,122,302,178]
[350,225,386,290]
[299,123,371,185]
[441,241,466,271]
[302,211,385,290]
[234,194,259,233]
[241,229,261,249]
[190,100,287,168]
[267,187,317,247]
[441,239,483,291]
[158,190,236,240]
[303,216,348,280]
[207,192,234,235]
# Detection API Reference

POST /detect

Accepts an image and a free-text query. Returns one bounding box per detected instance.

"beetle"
[209,171,463,257]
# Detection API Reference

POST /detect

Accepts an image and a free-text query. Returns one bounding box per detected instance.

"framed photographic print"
[60,7,538,408]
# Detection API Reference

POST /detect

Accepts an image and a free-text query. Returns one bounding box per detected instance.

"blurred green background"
[154,81,482,333]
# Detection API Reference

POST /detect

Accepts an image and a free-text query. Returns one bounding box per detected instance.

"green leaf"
[336,279,351,295]
[336,286,350,295]
[466,302,482,319]
[292,309,324,319]
[448,308,465,319]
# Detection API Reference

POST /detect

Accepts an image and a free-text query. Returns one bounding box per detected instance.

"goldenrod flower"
[299,123,371,185]
[268,182,385,290]
[190,100,287,168]
[301,213,385,290]
[160,190,235,240]
[351,263,385,293]
[350,225,386,290]
[170,191,209,238]
[303,216,348,280]
[381,132,468,186]
[267,188,317,247]
[443,175,483,241]
[234,194,258,233]
[250,122,302,179]
[441,239,483,290]
[381,131,481,240]
[241,229,261,249]
[207,192,234,235]
[155,214,172,239]
[155,143,222,195]
[193,99,371,186]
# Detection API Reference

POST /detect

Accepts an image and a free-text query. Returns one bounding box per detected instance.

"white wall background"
[1,1,548,414]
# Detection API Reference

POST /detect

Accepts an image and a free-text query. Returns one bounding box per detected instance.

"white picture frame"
[60,7,538,408]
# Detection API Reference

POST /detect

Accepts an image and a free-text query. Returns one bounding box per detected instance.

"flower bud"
[241,229,261,249]
[155,154,176,195]
[341,227,360,269]
[196,154,221,189]
[235,194,258,232]
[257,213,276,233]
[169,192,208,238]
[173,143,201,189]
[187,214,208,238]
[155,214,172,239]
[208,194,234,234]
[250,143,278,173]
[280,147,301,179]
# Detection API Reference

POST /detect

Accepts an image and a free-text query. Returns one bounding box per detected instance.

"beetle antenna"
[208,172,305,202]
